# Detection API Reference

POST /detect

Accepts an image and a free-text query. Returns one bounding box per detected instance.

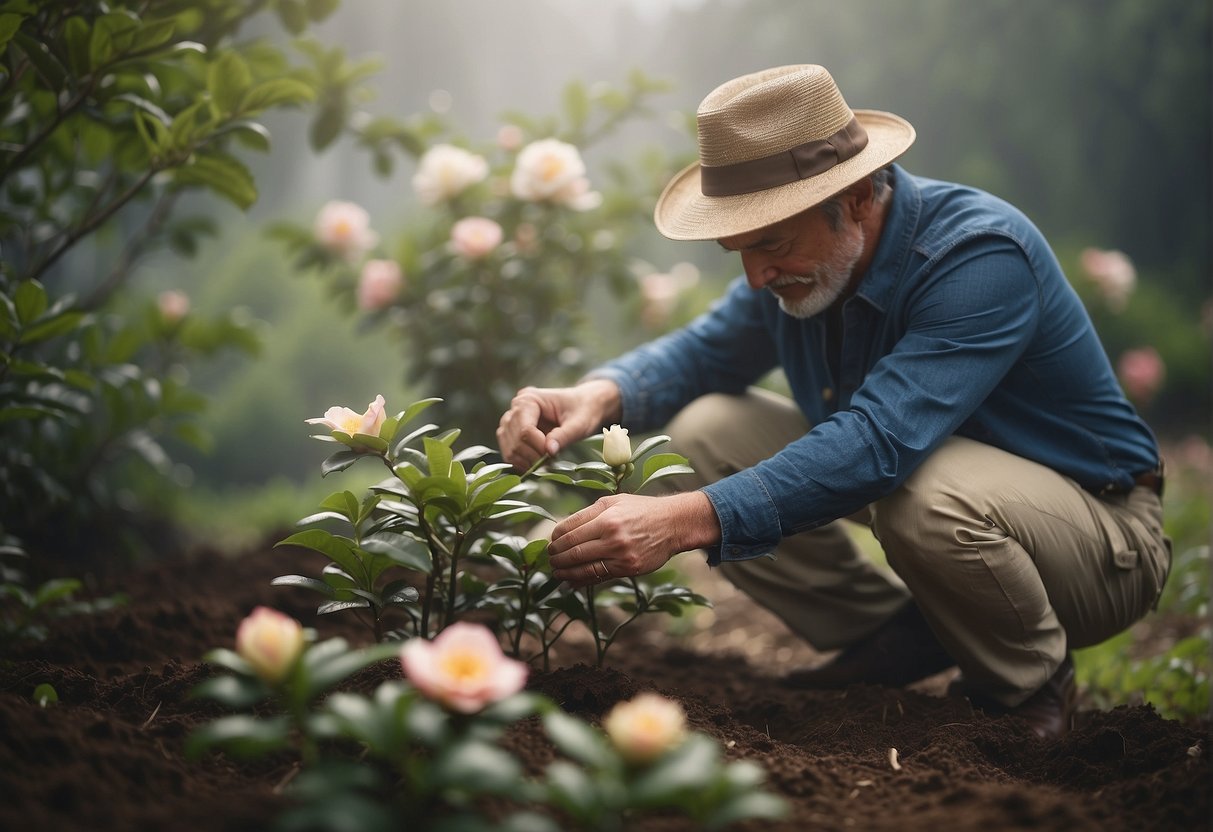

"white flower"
[510,138,601,210]
[602,424,631,467]
[399,622,528,714]
[357,259,404,311]
[412,144,489,206]
[305,394,388,438]
[235,607,304,684]
[449,217,504,260]
[603,692,687,764]
[157,290,190,323]
[313,200,379,261]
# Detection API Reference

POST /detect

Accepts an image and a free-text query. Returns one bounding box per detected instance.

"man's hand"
[547,491,721,588]
[496,379,621,471]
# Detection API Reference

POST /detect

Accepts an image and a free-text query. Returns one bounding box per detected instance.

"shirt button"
[822,387,834,402]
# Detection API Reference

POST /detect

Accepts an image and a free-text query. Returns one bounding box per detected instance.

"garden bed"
[1,542,1208,831]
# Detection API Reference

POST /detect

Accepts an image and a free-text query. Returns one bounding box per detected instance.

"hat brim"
[654,110,916,241]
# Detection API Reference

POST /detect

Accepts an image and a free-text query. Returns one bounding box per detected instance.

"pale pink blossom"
[603,692,687,764]
[496,124,524,152]
[412,144,489,205]
[235,607,304,684]
[510,138,601,210]
[1117,347,1165,404]
[399,622,528,714]
[1079,247,1137,312]
[157,290,190,323]
[449,217,504,260]
[306,394,388,438]
[357,259,404,311]
[313,200,379,261]
[638,262,701,329]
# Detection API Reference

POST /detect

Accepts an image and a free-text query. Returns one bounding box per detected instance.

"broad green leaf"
[19,311,85,345]
[640,452,689,481]
[13,279,47,324]
[303,641,399,698]
[208,50,252,116]
[240,78,315,111]
[470,474,522,510]
[396,397,442,429]
[629,733,720,804]
[276,529,364,581]
[173,152,257,209]
[62,16,89,73]
[321,448,363,476]
[270,574,335,597]
[185,715,290,760]
[296,510,350,527]
[32,683,58,707]
[189,674,268,709]
[167,98,208,148]
[542,710,613,768]
[631,434,672,460]
[432,740,523,795]
[88,12,140,69]
[317,599,368,615]
[309,95,346,150]
[12,33,64,87]
[637,464,695,492]
[423,436,453,478]
[32,578,80,607]
[544,760,598,819]
[129,17,176,53]
[320,490,360,521]
[360,532,432,573]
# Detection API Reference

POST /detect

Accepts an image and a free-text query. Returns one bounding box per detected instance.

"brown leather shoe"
[950,655,1077,740]
[780,601,956,689]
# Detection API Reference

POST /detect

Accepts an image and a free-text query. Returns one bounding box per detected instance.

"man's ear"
[845,177,876,222]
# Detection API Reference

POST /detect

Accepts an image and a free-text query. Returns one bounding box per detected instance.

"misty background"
[123,0,1209,530]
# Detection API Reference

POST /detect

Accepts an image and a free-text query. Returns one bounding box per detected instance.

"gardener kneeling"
[496,64,1169,740]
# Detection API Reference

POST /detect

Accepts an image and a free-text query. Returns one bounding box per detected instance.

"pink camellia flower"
[399,622,528,714]
[357,259,404,311]
[235,607,304,684]
[157,290,190,323]
[1079,247,1136,312]
[449,217,504,260]
[305,394,388,438]
[510,138,601,210]
[603,692,687,764]
[496,123,524,152]
[313,200,379,261]
[639,262,700,329]
[1117,347,1165,404]
[412,144,489,206]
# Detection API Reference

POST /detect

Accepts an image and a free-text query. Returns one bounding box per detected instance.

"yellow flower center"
[539,155,566,182]
[338,414,363,434]
[440,650,488,683]
[333,218,352,240]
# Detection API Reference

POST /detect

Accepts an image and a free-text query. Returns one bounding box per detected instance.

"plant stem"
[586,585,605,667]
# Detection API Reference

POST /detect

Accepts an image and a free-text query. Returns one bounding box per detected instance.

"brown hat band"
[699,117,869,197]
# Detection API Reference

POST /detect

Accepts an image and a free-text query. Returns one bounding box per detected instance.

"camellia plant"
[190,608,788,831]
[271,70,675,442]
[273,394,710,669]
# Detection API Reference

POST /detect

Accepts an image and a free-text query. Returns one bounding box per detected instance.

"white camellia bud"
[399,622,528,714]
[601,424,632,467]
[235,607,304,684]
[603,692,687,765]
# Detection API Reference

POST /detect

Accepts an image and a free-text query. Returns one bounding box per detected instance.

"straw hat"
[654,65,915,241]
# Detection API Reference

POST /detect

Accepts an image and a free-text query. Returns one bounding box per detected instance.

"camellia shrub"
[271,70,674,441]
[190,606,788,831]
[0,0,388,569]
[272,394,709,669]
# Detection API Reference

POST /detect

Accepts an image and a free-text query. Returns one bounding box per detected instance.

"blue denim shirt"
[589,165,1159,564]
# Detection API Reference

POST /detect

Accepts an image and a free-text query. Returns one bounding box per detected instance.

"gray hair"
[818,166,893,231]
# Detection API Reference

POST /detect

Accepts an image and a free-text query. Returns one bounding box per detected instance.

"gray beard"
[772,228,864,319]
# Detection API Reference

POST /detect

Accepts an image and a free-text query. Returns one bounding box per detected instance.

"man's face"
[718,206,864,318]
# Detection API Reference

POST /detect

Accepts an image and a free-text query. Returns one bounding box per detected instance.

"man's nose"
[741,252,779,289]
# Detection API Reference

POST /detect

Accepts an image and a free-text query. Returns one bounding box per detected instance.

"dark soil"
[1,542,1209,831]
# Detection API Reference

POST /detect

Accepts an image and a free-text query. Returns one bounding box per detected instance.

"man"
[496,65,1169,740]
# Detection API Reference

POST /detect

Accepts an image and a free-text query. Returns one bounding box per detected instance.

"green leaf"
[32,578,80,607]
[189,674,268,709]
[309,95,346,150]
[396,397,442,429]
[631,434,671,460]
[12,32,64,87]
[321,448,363,476]
[276,529,365,582]
[303,641,399,698]
[629,734,719,804]
[62,16,89,73]
[470,474,522,510]
[319,490,360,522]
[432,740,524,795]
[201,648,252,675]
[640,452,689,481]
[424,436,453,478]
[360,532,432,573]
[544,760,599,819]
[240,78,315,111]
[306,0,341,21]
[542,710,613,768]
[13,279,47,324]
[208,50,253,116]
[32,683,58,707]
[705,791,790,830]
[173,152,258,209]
[270,574,336,597]
[185,715,291,760]
[19,311,85,346]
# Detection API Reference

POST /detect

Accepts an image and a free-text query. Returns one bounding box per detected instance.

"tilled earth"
[1,542,1208,831]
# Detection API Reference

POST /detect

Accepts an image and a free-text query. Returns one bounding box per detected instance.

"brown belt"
[1133,468,1165,497]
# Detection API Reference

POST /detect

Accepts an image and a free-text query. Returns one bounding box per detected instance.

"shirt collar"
[851,164,921,314]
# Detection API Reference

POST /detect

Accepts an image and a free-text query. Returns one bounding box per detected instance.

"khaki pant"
[662,389,1171,706]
